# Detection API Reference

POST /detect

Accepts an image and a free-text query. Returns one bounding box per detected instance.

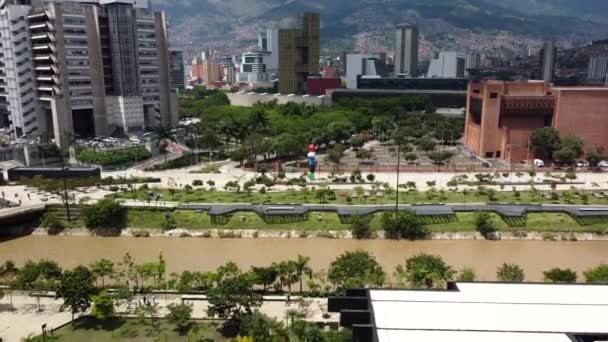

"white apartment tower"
[394,23,418,77]
[0,0,177,147]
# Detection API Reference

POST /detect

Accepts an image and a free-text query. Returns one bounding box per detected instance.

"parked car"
[576,160,589,168]
[534,159,545,168]
[598,161,608,168]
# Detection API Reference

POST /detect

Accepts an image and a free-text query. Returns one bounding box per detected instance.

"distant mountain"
[152,0,608,57]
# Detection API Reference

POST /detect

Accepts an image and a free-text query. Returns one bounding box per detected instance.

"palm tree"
[153,125,177,162]
[293,255,312,294]
[276,261,297,297]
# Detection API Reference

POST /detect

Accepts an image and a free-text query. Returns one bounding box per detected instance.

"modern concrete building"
[394,23,418,77]
[346,54,387,89]
[464,80,608,162]
[169,49,185,92]
[330,283,608,342]
[427,51,466,78]
[587,56,608,85]
[540,41,557,83]
[465,50,482,75]
[278,12,320,94]
[0,0,177,146]
[237,51,270,83]
[258,28,278,74]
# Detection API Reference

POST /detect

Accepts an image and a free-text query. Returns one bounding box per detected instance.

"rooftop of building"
[331,282,608,342]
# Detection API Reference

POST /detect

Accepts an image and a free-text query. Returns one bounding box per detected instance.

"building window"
[496,151,501,158]
[485,152,494,158]
[490,92,498,99]
[473,90,480,94]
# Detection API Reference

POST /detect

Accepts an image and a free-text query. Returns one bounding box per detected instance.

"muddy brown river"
[2,236,608,281]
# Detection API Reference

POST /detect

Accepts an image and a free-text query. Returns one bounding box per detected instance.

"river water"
[2,236,608,281]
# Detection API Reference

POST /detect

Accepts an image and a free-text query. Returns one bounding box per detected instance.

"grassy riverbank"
[53,208,608,233]
[112,187,608,206]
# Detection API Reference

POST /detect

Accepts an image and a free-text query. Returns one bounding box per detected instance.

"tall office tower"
[588,56,608,85]
[0,0,177,146]
[427,52,466,78]
[465,50,481,74]
[394,23,418,77]
[169,50,185,92]
[540,41,557,83]
[258,28,278,74]
[191,54,219,85]
[278,12,319,94]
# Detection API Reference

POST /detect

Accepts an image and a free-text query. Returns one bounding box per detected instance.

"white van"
[534,159,545,168]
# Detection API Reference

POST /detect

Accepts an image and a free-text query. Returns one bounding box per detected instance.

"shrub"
[496,263,525,282]
[82,199,127,230]
[133,230,150,238]
[259,187,267,194]
[350,216,372,240]
[42,212,64,235]
[584,265,608,283]
[381,211,429,240]
[474,211,497,239]
[366,174,376,182]
[543,268,577,283]
[192,180,203,186]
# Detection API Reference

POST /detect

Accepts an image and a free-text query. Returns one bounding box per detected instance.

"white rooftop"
[368,283,608,342]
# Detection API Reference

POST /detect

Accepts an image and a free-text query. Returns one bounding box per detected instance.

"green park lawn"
[29,317,226,342]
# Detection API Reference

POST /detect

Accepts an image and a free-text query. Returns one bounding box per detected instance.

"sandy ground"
[0,294,335,341]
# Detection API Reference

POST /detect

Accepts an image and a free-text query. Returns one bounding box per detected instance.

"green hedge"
[77,146,151,166]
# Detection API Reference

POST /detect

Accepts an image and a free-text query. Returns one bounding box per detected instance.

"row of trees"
[530,128,604,166]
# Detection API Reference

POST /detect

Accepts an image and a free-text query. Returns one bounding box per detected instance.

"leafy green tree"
[327,144,346,167]
[240,311,287,342]
[396,254,455,289]
[56,266,97,324]
[457,267,476,282]
[404,152,417,164]
[350,215,372,239]
[153,125,177,162]
[586,146,605,167]
[350,136,365,149]
[251,266,278,292]
[381,211,429,240]
[82,198,127,230]
[207,263,262,321]
[166,302,193,333]
[273,133,306,159]
[474,211,497,239]
[553,147,577,166]
[584,265,608,283]
[90,259,114,288]
[91,291,115,320]
[496,263,525,282]
[543,268,577,283]
[561,135,584,158]
[328,250,385,290]
[428,151,454,168]
[416,138,436,152]
[41,212,64,235]
[530,128,561,160]
[326,120,354,143]
[275,261,297,296]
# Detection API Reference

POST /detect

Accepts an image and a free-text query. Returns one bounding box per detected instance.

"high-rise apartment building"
[540,41,557,83]
[0,0,177,146]
[588,56,608,85]
[394,23,418,77]
[278,12,319,94]
[465,50,481,75]
[169,50,185,92]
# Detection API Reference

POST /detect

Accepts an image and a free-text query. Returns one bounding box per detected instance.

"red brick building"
[464,81,608,163]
